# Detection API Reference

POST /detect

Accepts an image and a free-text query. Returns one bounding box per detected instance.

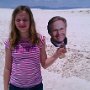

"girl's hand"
[55,47,67,58]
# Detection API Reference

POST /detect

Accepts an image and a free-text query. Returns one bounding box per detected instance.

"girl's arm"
[40,39,66,69]
[3,47,12,90]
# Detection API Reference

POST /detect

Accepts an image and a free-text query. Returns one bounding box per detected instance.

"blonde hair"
[9,5,40,48]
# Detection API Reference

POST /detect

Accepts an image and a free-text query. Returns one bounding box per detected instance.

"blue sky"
[0,0,90,9]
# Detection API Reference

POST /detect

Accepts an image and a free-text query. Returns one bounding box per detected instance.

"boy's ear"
[47,26,51,35]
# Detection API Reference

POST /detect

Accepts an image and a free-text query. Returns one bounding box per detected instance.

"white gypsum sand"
[0,8,90,90]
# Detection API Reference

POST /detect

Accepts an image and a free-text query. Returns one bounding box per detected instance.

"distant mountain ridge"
[0,0,90,9]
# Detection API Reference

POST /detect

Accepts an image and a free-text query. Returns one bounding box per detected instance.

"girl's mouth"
[19,25,26,28]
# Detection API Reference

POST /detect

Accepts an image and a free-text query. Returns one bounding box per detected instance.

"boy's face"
[50,20,66,43]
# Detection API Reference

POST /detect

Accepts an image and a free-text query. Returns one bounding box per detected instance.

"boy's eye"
[60,28,64,30]
[53,28,64,32]
[53,29,58,32]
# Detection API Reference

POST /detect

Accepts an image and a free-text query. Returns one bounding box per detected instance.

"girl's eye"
[16,19,20,22]
[15,19,28,22]
[23,19,28,22]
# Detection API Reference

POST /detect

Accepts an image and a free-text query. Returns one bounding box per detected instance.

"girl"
[3,5,66,90]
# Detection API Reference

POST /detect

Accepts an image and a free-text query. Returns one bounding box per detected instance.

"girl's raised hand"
[55,47,67,58]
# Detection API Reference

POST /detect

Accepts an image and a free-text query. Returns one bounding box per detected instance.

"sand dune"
[0,8,90,90]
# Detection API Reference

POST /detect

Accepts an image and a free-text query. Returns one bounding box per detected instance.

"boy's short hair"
[47,16,67,34]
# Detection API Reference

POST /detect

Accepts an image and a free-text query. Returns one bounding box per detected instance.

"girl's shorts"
[9,82,43,90]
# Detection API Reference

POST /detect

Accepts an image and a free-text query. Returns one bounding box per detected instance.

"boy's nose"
[57,30,61,34]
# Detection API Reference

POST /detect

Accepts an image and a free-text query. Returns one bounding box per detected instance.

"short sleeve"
[4,39,10,49]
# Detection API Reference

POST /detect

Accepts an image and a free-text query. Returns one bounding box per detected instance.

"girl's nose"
[20,20,24,24]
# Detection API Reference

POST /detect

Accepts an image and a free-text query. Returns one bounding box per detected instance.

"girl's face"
[50,20,66,43]
[15,11,30,34]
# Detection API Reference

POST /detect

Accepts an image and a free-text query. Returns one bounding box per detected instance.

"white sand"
[0,8,90,90]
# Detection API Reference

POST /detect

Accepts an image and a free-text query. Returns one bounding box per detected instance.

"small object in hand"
[59,53,65,59]
[59,43,66,59]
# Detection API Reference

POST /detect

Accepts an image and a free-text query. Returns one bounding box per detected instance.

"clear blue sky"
[0,0,90,9]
